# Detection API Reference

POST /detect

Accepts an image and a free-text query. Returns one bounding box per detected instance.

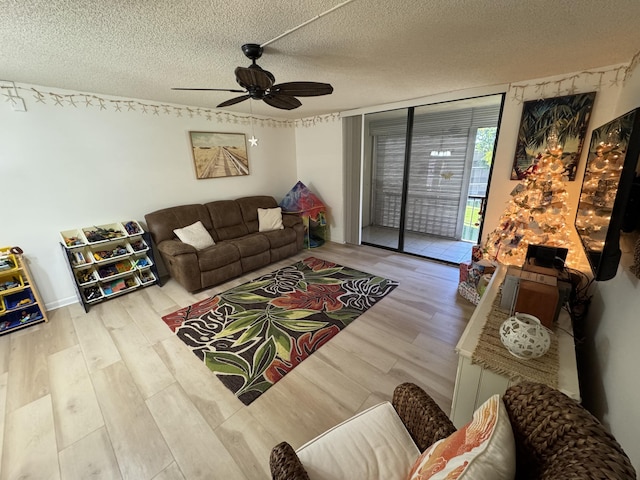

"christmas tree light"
[484,126,579,266]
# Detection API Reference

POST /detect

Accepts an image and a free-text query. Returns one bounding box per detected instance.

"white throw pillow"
[173,221,215,250]
[258,207,284,232]
[407,394,515,480]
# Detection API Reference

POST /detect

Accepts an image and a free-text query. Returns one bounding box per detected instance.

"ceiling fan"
[172,43,333,110]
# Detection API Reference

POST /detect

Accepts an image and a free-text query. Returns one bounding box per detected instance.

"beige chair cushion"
[296,402,420,480]
[173,221,215,250]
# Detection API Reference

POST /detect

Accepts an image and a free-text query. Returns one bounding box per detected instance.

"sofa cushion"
[232,233,270,257]
[237,196,279,233]
[173,221,215,250]
[197,242,241,271]
[407,394,515,480]
[205,200,249,241]
[261,227,297,249]
[296,402,420,480]
[258,207,285,232]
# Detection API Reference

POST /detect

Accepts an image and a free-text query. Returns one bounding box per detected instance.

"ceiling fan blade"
[217,95,251,108]
[235,66,273,90]
[263,94,302,110]
[172,87,246,93]
[271,82,333,97]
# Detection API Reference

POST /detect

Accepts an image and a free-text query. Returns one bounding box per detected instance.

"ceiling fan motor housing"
[248,87,266,100]
[241,43,263,62]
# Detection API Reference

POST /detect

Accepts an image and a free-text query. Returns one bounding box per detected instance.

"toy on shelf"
[123,221,143,235]
[93,245,129,261]
[139,270,155,284]
[130,239,148,252]
[0,255,16,272]
[134,257,150,268]
[75,269,96,284]
[84,286,102,302]
[97,261,134,279]
[0,276,22,292]
[83,226,126,243]
[63,236,85,247]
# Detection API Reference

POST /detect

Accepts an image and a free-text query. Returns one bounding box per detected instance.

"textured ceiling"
[2,0,640,119]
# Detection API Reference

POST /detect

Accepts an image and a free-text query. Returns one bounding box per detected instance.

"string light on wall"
[0,80,27,111]
[0,83,340,128]
[508,64,629,104]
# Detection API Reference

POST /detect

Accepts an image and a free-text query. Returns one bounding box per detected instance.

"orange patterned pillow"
[407,395,515,480]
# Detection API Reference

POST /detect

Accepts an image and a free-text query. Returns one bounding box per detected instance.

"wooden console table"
[450,264,580,428]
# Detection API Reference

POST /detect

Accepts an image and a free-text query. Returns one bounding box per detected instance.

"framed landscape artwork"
[189,131,249,179]
[511,92,596,181]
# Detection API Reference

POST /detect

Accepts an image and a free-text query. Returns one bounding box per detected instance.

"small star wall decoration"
[33,90,46,103]
[248,136,259,147]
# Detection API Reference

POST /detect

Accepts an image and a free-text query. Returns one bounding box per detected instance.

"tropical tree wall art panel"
[511,92,596,181]
[189,131,249,179]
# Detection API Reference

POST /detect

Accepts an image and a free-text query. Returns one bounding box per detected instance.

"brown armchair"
[270,382,636,480]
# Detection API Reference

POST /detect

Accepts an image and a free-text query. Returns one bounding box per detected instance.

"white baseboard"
[45,295,79,311]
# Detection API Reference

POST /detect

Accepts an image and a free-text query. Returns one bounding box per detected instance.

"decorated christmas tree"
[483,127,577,266]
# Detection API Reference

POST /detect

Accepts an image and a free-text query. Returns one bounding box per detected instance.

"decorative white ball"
[499,313,551,359]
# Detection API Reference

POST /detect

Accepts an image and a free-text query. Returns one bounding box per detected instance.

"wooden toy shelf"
[0,250,48,335]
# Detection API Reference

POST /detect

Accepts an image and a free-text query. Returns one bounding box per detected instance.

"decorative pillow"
[173,221,215,250]
[258,207,284,232]
[407,395,515,480]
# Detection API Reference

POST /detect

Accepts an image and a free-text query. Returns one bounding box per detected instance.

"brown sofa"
[145,196,304,292]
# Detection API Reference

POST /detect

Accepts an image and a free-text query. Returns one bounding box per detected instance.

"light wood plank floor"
[0,243,475,480]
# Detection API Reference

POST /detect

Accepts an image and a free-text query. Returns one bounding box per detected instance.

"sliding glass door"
[361,110,408,250]
[361,94,503,264]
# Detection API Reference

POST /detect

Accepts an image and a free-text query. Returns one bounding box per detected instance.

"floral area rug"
[161,257,399,405]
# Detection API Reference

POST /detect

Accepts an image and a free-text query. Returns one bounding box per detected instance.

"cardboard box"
[507,265,557,285]
[522,262,560,278]
[501,266,559,328]
[514,279,559,329]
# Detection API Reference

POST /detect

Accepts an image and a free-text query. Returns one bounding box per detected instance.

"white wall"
[0,84,298,309]
[294,119,344,242]
[579,64,640,473]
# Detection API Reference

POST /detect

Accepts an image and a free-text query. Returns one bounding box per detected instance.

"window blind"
[369,105,500,136]
[370,105,500,238]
